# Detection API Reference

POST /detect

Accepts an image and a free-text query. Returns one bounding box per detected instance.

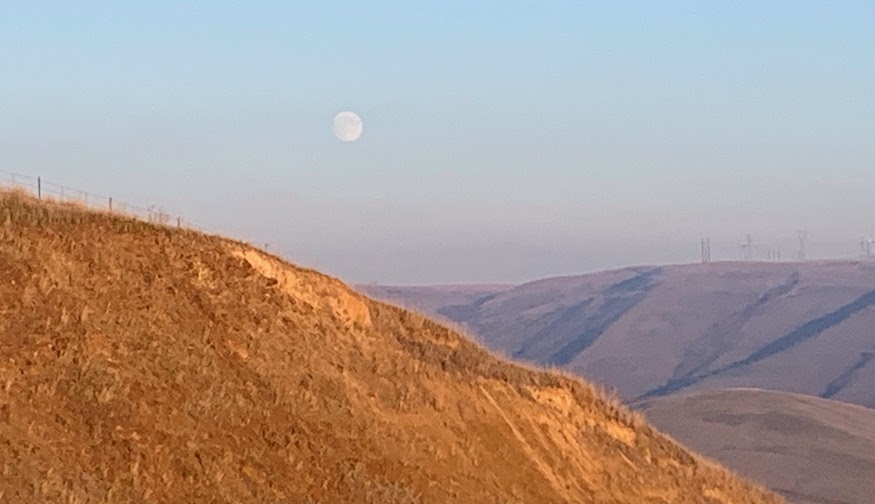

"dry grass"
[0,190,784,503]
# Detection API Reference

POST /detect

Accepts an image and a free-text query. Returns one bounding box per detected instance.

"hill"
[357,283,512,318]
[359,262,875,408]
[638,388,875,504]
[0,191,782,503]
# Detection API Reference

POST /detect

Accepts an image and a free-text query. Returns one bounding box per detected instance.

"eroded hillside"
[0,192,782,503]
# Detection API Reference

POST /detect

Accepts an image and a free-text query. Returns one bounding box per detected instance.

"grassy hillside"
[360,263,875,408]
[639,388,875,504]
[0,191,782,503]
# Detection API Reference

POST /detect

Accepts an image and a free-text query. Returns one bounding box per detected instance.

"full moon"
[332,111,363,142]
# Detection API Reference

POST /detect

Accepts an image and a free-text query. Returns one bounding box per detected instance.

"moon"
[332,111,363,142]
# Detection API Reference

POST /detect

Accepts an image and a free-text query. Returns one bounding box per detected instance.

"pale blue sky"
[2,2,874,283]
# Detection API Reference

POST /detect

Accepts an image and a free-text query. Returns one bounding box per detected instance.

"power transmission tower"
[701,237,711,263]
[796,230,808,261]
[740,234,753,261]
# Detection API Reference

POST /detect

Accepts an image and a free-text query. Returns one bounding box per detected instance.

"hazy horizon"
[3,2,874,283]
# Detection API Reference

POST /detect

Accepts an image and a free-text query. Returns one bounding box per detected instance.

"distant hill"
[0,191,782,503]
[358,262,875,408]
[638,388,875,504]
[357,283,512,318]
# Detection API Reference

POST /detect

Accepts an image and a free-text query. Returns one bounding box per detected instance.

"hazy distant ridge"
[360,261,875,408]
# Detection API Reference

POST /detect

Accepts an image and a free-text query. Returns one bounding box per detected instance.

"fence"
[0,169,195,229]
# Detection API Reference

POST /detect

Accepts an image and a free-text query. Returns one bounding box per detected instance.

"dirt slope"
[0,192,782,503]
[359,262,875,407]
[639,388,875,504]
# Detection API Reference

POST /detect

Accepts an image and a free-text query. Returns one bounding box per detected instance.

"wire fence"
[0,169,196,229]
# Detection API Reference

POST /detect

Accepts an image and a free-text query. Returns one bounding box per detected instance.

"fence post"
[109,197,113,213]
[37,177,41,199]
[177,216,181,228]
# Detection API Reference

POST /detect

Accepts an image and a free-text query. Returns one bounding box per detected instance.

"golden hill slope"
[0,192,783,503]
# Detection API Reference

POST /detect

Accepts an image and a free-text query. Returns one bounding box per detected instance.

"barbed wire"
[0,169,195,229]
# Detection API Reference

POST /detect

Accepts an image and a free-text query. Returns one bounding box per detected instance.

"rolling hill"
[638,388,875,504]
[0,191,783,503]
[358,283,513,319]
[359,262,875,408]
